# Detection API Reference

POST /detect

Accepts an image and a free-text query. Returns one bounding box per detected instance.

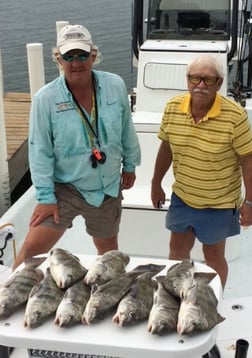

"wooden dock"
[4,92,31,193]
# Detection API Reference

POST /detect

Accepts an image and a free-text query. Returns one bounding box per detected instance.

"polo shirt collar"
[180,93,221,118]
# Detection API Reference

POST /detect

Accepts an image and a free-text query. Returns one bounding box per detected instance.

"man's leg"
[92,235,118,255]
[13,225,64,270]
[169,229,195,259]
[202,240,227,289]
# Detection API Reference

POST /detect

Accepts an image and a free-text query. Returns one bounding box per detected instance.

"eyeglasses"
[61,51,90,62]
[187,75,219,86]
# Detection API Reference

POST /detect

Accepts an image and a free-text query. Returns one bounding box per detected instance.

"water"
[0,0,137,93]
[1,0,250,96]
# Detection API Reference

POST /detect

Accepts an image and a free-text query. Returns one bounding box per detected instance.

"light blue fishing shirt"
[29,70,141,207]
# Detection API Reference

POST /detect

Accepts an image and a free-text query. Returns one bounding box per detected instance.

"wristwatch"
[244,199,252,207]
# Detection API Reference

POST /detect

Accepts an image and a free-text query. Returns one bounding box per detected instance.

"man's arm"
[239,153,252,226]
[151,140,172,208]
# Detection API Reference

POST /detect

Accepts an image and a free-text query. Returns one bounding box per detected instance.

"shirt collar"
[180,93,221,118]
[62,70,101,95]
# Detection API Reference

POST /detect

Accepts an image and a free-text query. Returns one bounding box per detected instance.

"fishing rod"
[232,0,252,103]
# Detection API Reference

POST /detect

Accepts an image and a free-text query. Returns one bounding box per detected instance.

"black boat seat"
[177,11,210,31]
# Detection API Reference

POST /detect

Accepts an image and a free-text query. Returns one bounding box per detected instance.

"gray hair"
[187,54,224,78]
[52,44,102,68]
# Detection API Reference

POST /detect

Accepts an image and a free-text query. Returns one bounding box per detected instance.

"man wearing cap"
[13,24,141,269]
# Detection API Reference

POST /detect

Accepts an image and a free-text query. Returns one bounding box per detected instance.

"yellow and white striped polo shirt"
[158,93,252,209]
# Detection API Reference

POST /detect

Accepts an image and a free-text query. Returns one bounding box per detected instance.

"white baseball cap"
[57,24,93,55]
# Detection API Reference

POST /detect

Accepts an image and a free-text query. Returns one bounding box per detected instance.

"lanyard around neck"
[66,75,100,148]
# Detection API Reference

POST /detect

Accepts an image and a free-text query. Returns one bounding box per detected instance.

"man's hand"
[239,201,252,227]
[151,182,166,209]
[30,203,59,227]
[121,171,136,190]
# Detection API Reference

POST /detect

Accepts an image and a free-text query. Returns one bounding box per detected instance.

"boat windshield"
[147,0,230,40]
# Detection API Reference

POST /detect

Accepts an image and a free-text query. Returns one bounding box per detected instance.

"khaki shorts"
[41,183,122,238]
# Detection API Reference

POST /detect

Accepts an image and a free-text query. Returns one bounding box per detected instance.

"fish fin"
[168,261,180,272]
[45,267,51,275]
[168,259,194,273]
[70,253,81,262]
[181,258,194,266]
[155,275,166,282]
[81,315,88,325]
[155,275,168,291]
[62,288,72,299]
[183,282,197,303]
[194,271,217,283]
[50,248,70,256]
[24,256,47,268]
[24,319,28,328]
[54,315,60,326]
[128,282,140,298]
[90,284,99,294]
[145,264,166,275]
[112,312,120,324]
[217,313,226,323]
[152,279,158,290]
[130,263,165,276]
[28,285,40,297]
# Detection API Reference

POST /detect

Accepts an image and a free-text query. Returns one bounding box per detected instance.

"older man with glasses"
[151,54,252,289]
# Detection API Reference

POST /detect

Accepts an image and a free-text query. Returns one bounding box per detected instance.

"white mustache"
[193,88,209,95]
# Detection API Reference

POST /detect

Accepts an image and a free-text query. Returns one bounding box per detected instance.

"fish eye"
[34,311,41,319]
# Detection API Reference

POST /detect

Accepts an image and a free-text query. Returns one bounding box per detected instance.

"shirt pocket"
[99,100,123,142]
[53,111,91,157]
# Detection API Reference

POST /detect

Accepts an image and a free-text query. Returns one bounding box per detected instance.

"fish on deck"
[0,256,45,318]
[84,250,130,286]
[147,275,180,335]
[82,263,164,325]
[161,259,195,299]
[49,248,88,289]
[177,277,225,335]
[54,279,91,327]
[24,267,64,328]
[112,264,165,326]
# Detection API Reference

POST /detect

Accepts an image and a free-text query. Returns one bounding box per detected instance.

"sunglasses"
[188,75,219,86]
[61,51,90,62]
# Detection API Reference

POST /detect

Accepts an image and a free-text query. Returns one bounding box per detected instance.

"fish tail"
[24,256,47,268]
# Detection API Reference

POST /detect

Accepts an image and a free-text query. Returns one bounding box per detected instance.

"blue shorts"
[166,193,240,244]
